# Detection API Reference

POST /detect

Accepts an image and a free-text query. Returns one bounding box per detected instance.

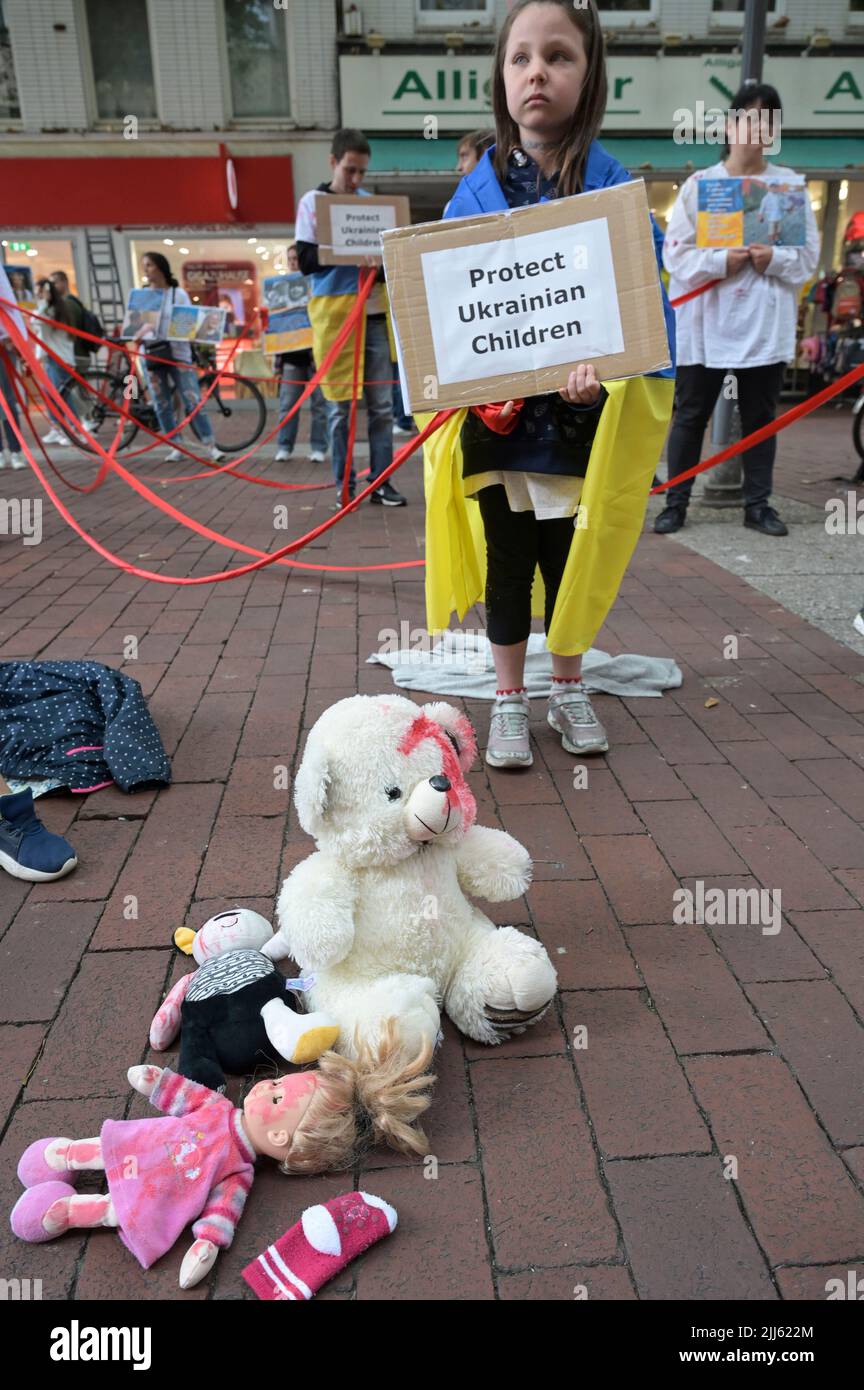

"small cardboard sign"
[696,175,807,249]
[316,193,411,265]
[382,179,671,412]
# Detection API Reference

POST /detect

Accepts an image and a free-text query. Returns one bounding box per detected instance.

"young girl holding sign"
[423,0,675,769]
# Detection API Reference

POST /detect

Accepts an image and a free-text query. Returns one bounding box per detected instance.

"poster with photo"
[5,264,37,312]
[166,303,226,344]
[263,272,313,354]
[119,287,163,342]
[166,304,198,341]
[193,307,227,344]
[696,175,807,248]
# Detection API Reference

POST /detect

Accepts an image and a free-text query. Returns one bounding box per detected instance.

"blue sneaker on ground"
[0,789,77,881]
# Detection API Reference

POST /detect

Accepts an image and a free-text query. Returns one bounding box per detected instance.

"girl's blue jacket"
[445,143,676,379]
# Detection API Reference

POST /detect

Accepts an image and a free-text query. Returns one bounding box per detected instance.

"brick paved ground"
[1,407,863,1301]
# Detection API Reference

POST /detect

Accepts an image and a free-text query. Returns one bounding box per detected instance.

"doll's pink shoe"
[10,1182,74,1242]
[17,1137,75,1188]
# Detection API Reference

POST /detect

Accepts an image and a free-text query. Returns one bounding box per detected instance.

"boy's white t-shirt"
[295,187,387,316]
[664,161,821,369]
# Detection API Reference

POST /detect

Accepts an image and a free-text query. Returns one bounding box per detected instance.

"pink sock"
[242,1191,397,1301]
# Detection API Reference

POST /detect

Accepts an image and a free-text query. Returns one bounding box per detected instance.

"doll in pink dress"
[11,1027,432,1289]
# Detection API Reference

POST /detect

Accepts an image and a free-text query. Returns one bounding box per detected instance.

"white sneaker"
[309,450,326,463]
[164,446,183,463]
[209,445,225,462]
[486,692,533,770]
[854,610,864,639]
[393,424,413,436]
[547,685,609,755]
[9,452,26,470]
[0,451,8,469]
[43,429,68,446]
[275,447,292,462]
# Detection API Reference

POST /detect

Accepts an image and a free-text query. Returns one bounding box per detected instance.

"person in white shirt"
[138,252,224,463]
[657,83,820,538]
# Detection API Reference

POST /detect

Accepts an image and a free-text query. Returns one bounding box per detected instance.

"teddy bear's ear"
[421,702,478,774]
[293,738,331,835]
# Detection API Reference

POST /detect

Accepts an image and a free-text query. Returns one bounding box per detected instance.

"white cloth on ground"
[368,630,681,700]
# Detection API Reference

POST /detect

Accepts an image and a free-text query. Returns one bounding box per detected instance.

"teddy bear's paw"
[483,1000,551,1039]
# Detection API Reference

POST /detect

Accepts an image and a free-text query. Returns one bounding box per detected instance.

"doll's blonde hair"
[279,1018,435,1176]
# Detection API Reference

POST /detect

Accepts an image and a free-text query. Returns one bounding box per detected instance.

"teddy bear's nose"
[429,775,451,792]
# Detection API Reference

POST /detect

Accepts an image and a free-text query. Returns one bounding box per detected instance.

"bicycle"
[56,343,268,456]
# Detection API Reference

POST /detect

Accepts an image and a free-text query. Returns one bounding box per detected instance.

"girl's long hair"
[491,0,607,199]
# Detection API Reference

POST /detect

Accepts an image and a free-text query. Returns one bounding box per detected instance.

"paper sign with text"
[316,193,411,265]
[382,179,670,412]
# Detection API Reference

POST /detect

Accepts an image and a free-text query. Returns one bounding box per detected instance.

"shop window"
[0,0,20,119]
[710,0,784,25]
[224,0,290,119]
[416,0,494,29]
[84,0,157,121]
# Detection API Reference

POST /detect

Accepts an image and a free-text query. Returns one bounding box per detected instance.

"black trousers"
[665,361,785,511]
[478,484,576,646]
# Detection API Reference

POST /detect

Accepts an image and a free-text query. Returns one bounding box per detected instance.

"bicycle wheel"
[59,369,139,454]
[204,373,267,453]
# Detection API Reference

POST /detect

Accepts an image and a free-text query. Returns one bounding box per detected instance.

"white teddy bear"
[263,694,557,1058]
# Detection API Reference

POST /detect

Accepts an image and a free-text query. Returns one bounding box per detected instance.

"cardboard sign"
[262,273,313,354]
[382,179,671,413]
[316,193,411,265]
[697,175,807,248]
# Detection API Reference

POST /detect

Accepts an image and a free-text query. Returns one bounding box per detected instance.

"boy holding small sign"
[420,0,675,770]
[295,130,406,508]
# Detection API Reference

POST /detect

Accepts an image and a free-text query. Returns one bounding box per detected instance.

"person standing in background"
[274,244,329,464]
[295,128,406,508]
[138,252,224,464]
[50,272,89,379]
[35,278,82,442]
[656,83,820,539]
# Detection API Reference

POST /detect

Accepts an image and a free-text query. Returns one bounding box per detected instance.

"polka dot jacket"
[0,660,171,793]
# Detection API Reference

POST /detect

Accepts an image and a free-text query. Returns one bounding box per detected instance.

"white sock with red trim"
[242,1191,397,1301]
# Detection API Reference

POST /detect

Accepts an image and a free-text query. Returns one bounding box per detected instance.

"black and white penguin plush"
[148,908,339,1090]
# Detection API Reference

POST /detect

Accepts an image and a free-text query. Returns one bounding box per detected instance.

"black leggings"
[665,362,785,510]
[478,484,575,646]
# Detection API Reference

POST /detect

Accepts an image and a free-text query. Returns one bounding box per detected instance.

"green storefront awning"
[369,139,461,173]
[369,137,864,176]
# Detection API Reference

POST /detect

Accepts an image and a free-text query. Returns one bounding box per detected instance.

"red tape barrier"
[0,294,444,580]
[3,270,858,585]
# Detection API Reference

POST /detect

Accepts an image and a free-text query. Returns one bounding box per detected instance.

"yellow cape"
[308,292,397,403]
[417,375,674,657]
